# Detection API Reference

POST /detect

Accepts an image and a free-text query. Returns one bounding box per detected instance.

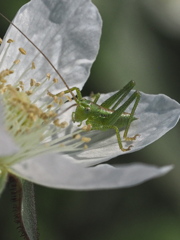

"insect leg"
[111,125,133,151]
[123,91,141,140]
[92,93,101,103]
[105,90,139,126]
[63,87,82,99]
[101,80,135,109]
[92,124,132,152]
[64,87,82,99]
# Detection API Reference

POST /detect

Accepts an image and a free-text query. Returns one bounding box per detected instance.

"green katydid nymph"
[61,82,140,152]
[0,13,140,152]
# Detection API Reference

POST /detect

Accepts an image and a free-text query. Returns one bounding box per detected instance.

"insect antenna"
[0,12,77,102]
[57,103,77,117]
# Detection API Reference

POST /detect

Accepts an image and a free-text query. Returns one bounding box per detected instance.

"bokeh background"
[1,0,180,239]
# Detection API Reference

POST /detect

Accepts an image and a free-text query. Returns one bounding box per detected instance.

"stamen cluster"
[0,38,90,165]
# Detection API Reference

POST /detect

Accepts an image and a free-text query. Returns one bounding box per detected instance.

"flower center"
[0,39,90,165]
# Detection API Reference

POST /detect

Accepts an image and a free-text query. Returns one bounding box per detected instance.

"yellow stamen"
[82,124,92,131]
[31,62,36,69]
[35,82,41,87]
[13,59,20,65]
[53,119,61,127]
[30,79,36,87]
[7,39,14,43]
[81,137,91,143]
[19,47,27,55]
[53,78,58,83]
[73,134,81,140]
[60,121,68,128]
[26,90,33,96]
[46,73,51,79]
[47,104,53,109]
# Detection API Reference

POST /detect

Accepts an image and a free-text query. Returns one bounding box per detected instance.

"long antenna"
[0,12,77,101]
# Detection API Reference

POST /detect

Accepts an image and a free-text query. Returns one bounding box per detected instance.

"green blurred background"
[1,0,180,239]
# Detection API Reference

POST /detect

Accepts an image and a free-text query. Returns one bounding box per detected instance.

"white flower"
[0,0,179,192]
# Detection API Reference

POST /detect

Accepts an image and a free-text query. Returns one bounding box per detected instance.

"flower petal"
[66,91,180,167]
[0,0,102,91]
[0,101,19,156]
[10,153,173,190]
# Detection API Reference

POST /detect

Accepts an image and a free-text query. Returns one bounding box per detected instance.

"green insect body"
[63,80,141,152]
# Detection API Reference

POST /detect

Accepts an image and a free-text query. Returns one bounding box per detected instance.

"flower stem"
[8,174,39,240]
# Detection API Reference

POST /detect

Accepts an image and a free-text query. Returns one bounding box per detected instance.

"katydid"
[61,82,140,151]
[0,13,140,152]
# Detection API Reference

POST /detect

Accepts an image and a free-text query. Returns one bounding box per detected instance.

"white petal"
[0,101,19,156]
[66,91,180,167]
[0,0,102,91]
[10,153,173,190]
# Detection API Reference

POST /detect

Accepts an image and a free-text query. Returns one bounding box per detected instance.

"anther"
[0,79,7,83]
[7,39,14,43]
[16,87,21,91]
[30,79,36,87]
[0,69,14,79]
[53,78,58,83]
[81,137,91,143]
[35,82,41,87]
[0,38,3,44]
[73,134,81,140]
[60,121,68,128]
[13,59,20,65]
[82,124,92,131]
[19,47,27,55]
[26,90,33,96]
[47,104,53,109]
[46,73,51,79]
[53,119,61,127]
[53,96,59,104]
[31,62,36,69]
